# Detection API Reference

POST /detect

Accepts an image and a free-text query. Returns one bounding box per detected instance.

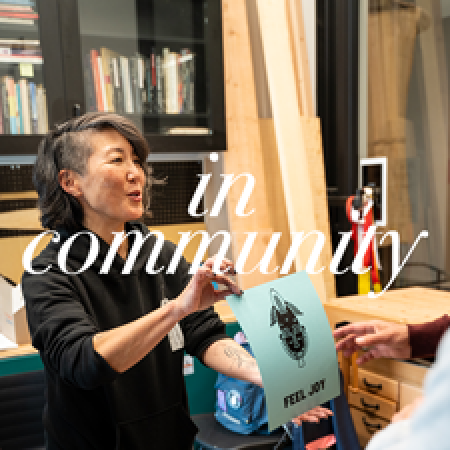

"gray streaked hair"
[33,112,152,231]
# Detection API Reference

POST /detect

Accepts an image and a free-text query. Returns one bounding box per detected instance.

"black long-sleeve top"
[22,222,227,450]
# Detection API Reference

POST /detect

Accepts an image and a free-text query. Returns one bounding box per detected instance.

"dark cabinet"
[0,0,226,154]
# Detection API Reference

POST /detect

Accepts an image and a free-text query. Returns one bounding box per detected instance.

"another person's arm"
[408,315,450,358]
[333,315,450,364]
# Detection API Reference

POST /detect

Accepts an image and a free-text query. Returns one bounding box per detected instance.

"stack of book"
[85,46,196,116]
[0,75,48,134]
[0,0,38,27]
[0,38,42,64]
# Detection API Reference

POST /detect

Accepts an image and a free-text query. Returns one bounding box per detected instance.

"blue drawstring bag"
[214,337,274,435]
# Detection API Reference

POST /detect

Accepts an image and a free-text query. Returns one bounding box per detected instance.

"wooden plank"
[259,118,293,275]
[245,0,271,118]
[255,0,334,302]
[285,0,313,117]
[222,0,280,291]
[284,2,334,296]
[302,118,336,300]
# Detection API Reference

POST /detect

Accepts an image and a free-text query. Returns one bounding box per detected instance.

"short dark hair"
[34,112,152,231]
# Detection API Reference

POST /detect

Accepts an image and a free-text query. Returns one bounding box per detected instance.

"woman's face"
[73,129,146,231]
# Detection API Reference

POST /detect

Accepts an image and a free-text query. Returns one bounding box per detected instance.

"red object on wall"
[346,195,380,285]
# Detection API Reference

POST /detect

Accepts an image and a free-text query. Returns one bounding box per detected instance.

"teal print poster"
[226,271,340,431]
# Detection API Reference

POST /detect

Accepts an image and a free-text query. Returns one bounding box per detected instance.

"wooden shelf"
[0,344,37,360]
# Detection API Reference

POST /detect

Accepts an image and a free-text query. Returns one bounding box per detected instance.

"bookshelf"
[0,0,66,155]
[0,0,225,154]
[0,0,48,137]
[59,0,226,152]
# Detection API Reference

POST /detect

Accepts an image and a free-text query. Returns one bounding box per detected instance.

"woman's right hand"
[175,257,242,318]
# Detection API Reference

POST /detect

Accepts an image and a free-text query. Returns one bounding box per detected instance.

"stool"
[192,413,290,450]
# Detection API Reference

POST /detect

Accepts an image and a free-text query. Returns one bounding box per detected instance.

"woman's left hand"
[291,406,334,426]
[175,257,242,318]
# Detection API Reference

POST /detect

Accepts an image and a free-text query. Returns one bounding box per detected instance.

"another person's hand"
[176,257,242,317]
[291,406,333,426]
[333,320,411,364]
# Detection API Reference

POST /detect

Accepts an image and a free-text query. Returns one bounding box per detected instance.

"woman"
[23,112,330,449]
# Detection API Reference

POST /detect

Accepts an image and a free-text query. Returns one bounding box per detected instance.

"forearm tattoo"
[223,345,257,368]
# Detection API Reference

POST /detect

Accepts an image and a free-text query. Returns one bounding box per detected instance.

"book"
[111,56,124,114]
[162,48,169,113]
[0,55,42,64]
[0,12,38,18]
[83,53,95,112]
[100,47,113,112]
[178,52,182,113]
[42,87,48,132]
[90,49,103,112]
[155,54,162,113]
[27,81,32,133]
[11,48,41,56]
[96,55,107,112]
[129,56,140,114]
[151,51,156,112]
[0,5,33,11]
[0,0,35,5]
[189,50,195,113]
[0,39,39,45]
[19,78,30,134]
[36,84,42,133]
[0,80,3,134]
[180,49,192,113]
[119,55,132,113]
[4,77,16,134]
[138,55,145,112]
[144,56,152,113]
[16,82,22,134]
[1,79,10,134]
[166,50,178,114]
[0,17,34,25]
[29,81,37,133]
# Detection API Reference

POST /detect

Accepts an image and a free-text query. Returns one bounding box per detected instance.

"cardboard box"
[0,276,31,349]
